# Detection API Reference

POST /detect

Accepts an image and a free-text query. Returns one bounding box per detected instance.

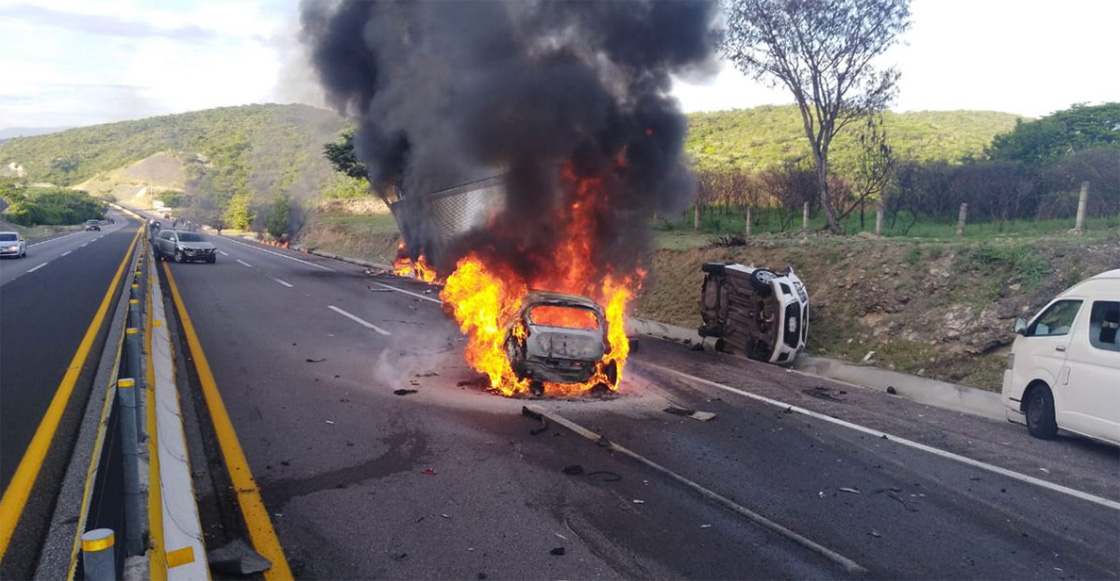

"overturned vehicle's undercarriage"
[698,263,809,365]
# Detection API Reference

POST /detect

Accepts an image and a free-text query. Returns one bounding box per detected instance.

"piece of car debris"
[838,487,861,494]
[394,389,418,396]
[663,406,716,422]
[550,547,566,556]
[562,465,585,475]
[419,468,436,475]
[306,358,326,363]
[325,420,335,425]
[632,499,645,504]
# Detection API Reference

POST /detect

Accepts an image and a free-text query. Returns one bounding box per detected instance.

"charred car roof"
[521,290,603,313]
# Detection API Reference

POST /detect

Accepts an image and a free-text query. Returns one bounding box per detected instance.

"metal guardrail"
[63,222,209,580]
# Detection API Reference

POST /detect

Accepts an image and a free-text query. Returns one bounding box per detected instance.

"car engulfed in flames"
[505,291,616,395]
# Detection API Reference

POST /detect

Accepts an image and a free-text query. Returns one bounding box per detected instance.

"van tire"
[1025,384,1058,440]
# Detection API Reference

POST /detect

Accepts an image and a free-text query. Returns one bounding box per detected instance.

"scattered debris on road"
[207,539,271,576]
[306,357,326,363]
[394,388,418,396]
[325,420,335,425]
[550,547,566,556]
[664,405,717,422]
[562,465,585,475]
[839,487,861,494]
[886,386,898,395]
[868,530,881,538]
[632,499,645,504]
[419,468,437,475]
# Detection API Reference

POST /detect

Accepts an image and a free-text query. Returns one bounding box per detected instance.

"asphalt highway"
[158,234,1120,580]
[0,212,138,576]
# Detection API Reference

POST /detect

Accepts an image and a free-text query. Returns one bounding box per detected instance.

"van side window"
[1027,300,1082,337]
[1088,301,1120,352]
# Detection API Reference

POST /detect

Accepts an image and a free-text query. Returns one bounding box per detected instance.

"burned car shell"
[505,291,608,385]
[699,263,808,365]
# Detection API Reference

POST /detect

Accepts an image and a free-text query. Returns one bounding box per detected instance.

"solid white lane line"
[372,281,442,304]
[327,305,391,336]
[80,243,88,248]
[222,238,334,271]
[525,405,866,574]
[219,251,229,256]
[27,263,47,273]
[643,362,1120,512]
[236,259,252,268]
[272,278,293,288]
[61,251,72,257]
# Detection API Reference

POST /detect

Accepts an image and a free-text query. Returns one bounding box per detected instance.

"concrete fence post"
[1074,181,1089,235]
[956,203,968,237]
[802,202,809,232]
[875,204,884,236]
[117,379,144,556]
[693,205,700,230]
[81,528,117,581]
[745,206,752,237]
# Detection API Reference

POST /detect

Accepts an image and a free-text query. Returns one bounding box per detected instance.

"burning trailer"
[698,263,809,365]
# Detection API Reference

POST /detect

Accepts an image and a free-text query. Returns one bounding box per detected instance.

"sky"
[0,0,1117,131]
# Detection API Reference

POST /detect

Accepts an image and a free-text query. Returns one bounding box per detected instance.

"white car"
[698,262,809,365]
[0,231,26,258]
[1002,269,1120,446]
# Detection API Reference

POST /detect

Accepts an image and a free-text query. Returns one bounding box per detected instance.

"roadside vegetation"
[0,179,103,226]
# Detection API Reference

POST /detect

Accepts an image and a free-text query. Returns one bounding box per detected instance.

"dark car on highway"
[84,220,101,231]
[154,230,217,263]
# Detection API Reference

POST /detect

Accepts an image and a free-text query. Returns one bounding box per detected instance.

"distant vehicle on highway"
[1002,269,1119,446]
[698,262,808,365]
[84,220,101,231]
[0,231,26,258]
[154,230,217,264]
[504,291,614,395]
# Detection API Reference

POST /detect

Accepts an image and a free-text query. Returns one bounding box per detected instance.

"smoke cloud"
[300,0,718,278]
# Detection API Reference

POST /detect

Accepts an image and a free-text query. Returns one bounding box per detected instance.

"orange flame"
[439,165,644,397]
[393,240,438,282]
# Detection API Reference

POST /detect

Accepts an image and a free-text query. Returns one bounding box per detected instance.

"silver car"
[699,262,809,365]
[0,232,26,258]
[154,230,217,263]
[504,291,614,395]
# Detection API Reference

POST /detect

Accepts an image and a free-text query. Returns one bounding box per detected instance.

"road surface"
[157,235,1119,579]
[0,213,138,577]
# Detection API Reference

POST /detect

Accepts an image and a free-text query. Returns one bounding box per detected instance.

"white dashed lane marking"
[272,278,293,288]
[27,263,47,273]
[327,305,390,336]
[237,259,252,268]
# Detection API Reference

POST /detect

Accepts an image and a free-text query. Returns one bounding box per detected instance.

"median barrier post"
[117,379,144,556]
[124,328,145,438]
[81,528,117,581]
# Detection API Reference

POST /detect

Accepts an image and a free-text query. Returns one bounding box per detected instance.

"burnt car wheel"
[603,359,619,386]
[529,381,545,397]
[750,268,777,295]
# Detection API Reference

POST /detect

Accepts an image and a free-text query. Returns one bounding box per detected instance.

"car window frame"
[1026,299,1083,338]
[1087,300,1120,352]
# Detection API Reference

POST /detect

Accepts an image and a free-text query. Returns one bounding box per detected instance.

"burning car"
[698,263,808,365]
[504,291,616,395]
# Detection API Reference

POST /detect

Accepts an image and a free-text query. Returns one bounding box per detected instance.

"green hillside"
[0,104,350,205]
[685,105,1022,172]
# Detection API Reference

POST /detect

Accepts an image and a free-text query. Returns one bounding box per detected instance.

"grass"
[658,205,1120,243]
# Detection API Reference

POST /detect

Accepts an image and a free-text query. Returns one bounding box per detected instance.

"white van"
[1001,269,1120,446]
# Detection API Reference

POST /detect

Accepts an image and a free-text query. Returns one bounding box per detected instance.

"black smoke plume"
[301,0,718,279]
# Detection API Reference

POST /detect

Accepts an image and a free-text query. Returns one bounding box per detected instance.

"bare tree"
[838,112,894,229]
[722,0,911,233]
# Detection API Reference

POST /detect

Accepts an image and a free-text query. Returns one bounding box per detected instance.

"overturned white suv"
[698,263,809,365]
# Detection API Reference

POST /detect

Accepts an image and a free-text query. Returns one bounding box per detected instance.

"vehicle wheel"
[174,250,184,263]
[529,381,545,397]
[714,338,727,353]
[603,359,619,386]
[1025,384,1058,440]
[750,268,777,295]
[207,255,216,264]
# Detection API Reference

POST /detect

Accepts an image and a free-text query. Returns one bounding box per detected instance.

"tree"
[265,195,292,238]
[841,113,894,229]
[223,193,255,231]
[722,0,911,233]
[987,103,1120,165]
[323,129,369,180]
